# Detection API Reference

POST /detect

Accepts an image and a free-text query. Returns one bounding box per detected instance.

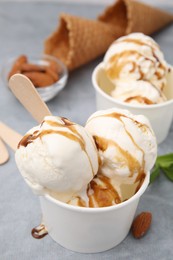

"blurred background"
[0,0,172,5]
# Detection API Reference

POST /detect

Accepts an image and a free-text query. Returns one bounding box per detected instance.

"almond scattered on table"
[131,211,152,239]
[8,55,60,88]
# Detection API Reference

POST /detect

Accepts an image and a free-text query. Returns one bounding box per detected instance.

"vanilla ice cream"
[15,116,99,202]
[111,80,166,105]
[65,108,157,207]
[85,108,157,197]
[15,110,157,208]
[103,33,169,104]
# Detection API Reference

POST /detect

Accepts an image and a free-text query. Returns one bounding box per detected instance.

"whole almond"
[131,212,152,239]
[46,67,59,82]
[8,55,27,79]
[23,71,55,87]
[21,63,46,73]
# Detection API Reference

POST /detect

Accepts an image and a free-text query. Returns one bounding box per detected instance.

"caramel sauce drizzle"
[18,117,96,176]
[107,38,166,82]
[104,113,146,183]
[125,96,154,105]
[107,51,151,80]
[107,51,143,79]
[76,174,121,208]
[88,112,148,183]
[89,175,121,207]
[18,130,39,148]
[121,38,158,48]
[155,71,163,80]
[94,135,141,179]
[75,171,146,208]
[31,224,48,239]
[76,196,87,207]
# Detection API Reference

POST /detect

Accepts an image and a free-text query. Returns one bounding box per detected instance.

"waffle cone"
[44,13,123,70]
[98,0,173,35]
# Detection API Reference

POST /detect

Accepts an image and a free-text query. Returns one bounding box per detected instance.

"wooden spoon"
[0,122,22,151]
[9,74,52,123]
[0,137,9,165]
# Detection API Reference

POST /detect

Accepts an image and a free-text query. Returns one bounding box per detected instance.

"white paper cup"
[40,174,149,253]
[92,63,173,144]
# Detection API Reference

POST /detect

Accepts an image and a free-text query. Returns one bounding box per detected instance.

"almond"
[8,55,27,79]
[131,212,152,239]
[49,60,59,73]
[23,71,55,87]
[21,63,46,73]
[46,67,59,82]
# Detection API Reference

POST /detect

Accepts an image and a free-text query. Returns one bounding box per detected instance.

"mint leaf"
[157,153,173,182]
[160,161,173,182]
[157,153,173,165]
[150,162,160,184]
[161,167,173,181]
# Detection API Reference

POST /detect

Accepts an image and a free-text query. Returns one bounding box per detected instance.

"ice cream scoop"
[103,33,169,104]
[111,80,166,105]
[85,108,157,197]
[15,116,99,202]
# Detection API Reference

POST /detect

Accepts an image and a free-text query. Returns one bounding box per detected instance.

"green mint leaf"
[160,165,173,182]
[157,153,173,165]
[150,162,160,184]
[157,153,173,182]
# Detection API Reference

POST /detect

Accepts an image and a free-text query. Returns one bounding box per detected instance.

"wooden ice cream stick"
[0,122,22,151]
[0,138,9,165]
[9,74,52,124]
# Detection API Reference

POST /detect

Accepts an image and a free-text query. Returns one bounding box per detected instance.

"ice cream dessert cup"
[92,33,173,144]
[92,62,173,144]
[40,173,149,253]
[15,113,156,253]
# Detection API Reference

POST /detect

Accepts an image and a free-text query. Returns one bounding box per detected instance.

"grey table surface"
[0,1,173,260]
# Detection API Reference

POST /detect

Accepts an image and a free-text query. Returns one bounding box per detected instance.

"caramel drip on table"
[18,117,96,176]
[31,224,48,239]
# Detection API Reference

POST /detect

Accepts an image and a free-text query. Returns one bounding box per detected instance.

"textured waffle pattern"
[44,14,122,70]
[99,0,173,35]
[44,0,173,70]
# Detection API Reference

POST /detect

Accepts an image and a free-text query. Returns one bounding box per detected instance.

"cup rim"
[43,173,149,213]
[92,62,173,110]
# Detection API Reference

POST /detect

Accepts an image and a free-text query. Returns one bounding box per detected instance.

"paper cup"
[40,174,149,253]
[92,63,173,144]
